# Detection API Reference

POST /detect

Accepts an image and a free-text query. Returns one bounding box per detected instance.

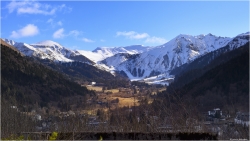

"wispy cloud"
[145,36,168,44]
[47,18,53,24]
[53,28,65,39]
[68,30,94,43]
[117,30,167,44]
[116,31,149,39]
[69,30,81,37]
[51,28,92,42]
[6,0,71,15]
[82,38,94,43]
[47,18,63,27]
[57,21,63,26]
[100,39,106,42]
[10,24,39,38]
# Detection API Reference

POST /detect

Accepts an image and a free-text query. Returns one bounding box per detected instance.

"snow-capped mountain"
[227,32,250,49]
[105,34,230,77]
[2,32,249,85]
[101,53,139,68]
[2,39,93,64]
[93,45,151,54]
[77,45,152,63]
[102,32,249,84]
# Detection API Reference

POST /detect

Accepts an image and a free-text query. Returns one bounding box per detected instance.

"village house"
[234,112,249,127]
[208,108,222,117]
[10,105,18,111]
[206,108,226,123]
[91,82,96,85]
[33,114,42,121]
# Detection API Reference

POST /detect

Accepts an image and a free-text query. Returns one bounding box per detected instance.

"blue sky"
[1,1,249,51]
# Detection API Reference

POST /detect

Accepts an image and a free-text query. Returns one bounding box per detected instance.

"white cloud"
[47,18,63,27]
[57,21,63,26]
[117,30,167,44]
[53,28,65,39]
[52,29,82,39]
[116,31,149,39]
[10,24,39,38]
[145,36,168,44]
[6,0,71,15]
[6,0,30,13]
[51,28,92,42]
[100,39,106,42]
[47,18,53,24]
[69,30,80,37]
[82,38,94,43]
[64,30,93,42]
[17,6,56,15]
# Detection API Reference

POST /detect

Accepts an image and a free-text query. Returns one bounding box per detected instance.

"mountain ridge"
[109,32,247,81]
[2,31,249,85]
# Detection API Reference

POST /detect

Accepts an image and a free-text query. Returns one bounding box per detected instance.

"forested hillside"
[170,42,249,88]
[1,43,95,109]
[162,43,249,112]
[43,61,130,89]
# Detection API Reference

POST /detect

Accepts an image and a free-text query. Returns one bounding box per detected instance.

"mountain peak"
[206,33,214,36]
[33,40,63,48]
[2,38,16,46]
[176,34,192,38]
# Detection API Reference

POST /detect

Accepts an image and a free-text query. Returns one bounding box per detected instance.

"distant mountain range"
[2,32,249,85]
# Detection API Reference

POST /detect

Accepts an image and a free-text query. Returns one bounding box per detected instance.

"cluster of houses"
[154,108,249,136]
[234,112,250,127]
[204,108,249,127]
[202,108,249,137]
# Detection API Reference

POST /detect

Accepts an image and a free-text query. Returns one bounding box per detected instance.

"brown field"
[97,93,153,108]
[86,86,120,93]
[86,86,155,110]
[80,109,97,115]
[105,89,119,93]
[86,86,103,92]
[110,96,139,107]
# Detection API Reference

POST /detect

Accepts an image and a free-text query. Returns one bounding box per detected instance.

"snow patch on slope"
[78,45,153,63]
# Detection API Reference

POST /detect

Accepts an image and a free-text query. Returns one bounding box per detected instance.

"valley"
[1,31,249,140]
[1,0,250,139]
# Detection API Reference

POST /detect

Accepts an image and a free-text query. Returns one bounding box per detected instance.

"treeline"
[1,44,94,109]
